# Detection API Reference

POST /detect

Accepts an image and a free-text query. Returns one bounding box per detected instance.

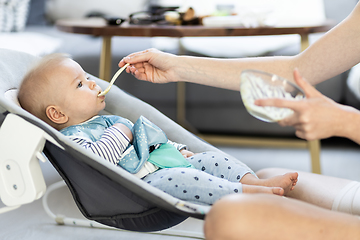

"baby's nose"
[88,80,97,89]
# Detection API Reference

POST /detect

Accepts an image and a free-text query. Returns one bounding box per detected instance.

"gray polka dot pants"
[142,151,256,205]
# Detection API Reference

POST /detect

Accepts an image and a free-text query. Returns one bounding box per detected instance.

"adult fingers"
[294,129,308,140]
[277,114,300,127]
[292,122,319,141]
[293,68,322,98]
[119,51,146,73]
[119,48,157,67]
[255,98,305,112]
[132,69,149,82]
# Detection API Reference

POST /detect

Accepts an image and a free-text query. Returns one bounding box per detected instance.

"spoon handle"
[98,63,130,96]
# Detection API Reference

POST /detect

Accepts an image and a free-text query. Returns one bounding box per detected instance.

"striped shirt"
[61,115,188,166]
[68,125,131,165]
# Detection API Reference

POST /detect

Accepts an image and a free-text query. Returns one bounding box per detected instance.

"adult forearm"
[174,24,357,91]
[176,2,360,89]
[175,55,295,91]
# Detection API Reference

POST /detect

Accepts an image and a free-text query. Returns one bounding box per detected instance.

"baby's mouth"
[98,90,105,99]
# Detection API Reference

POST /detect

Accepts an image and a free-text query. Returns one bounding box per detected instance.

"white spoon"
[98,63,130,97]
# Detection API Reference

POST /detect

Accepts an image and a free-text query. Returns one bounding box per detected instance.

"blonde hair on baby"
[18,53,71,126]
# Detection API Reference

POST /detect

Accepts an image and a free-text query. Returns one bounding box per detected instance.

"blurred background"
[1,1,360,239]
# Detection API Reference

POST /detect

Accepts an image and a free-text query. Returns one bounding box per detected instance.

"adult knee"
[332,181,360,215]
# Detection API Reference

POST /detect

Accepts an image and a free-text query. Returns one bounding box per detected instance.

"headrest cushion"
[4,89,20,106]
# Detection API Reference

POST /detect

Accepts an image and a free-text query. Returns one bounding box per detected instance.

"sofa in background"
[12,0,360,138]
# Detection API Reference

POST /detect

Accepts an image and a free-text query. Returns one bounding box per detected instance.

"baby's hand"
[180,149,195,158]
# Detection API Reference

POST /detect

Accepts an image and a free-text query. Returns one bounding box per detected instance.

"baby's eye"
[77,81,83,88]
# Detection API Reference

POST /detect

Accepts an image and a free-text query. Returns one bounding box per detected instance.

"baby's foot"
[260,172,298,195]
[242,172,298,195]
[242,185,284,196]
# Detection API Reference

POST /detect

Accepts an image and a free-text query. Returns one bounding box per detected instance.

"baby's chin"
[98,101,106,113]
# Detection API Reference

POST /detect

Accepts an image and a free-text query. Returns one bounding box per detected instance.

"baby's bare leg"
[242,184,284,196]
[204,194,360,240]
[240,172,298,195]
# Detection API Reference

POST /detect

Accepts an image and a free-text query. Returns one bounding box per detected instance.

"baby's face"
[50,58,106,125]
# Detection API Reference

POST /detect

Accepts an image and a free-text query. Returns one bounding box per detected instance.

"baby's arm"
[113,123,133,143]
[67,125,131,165]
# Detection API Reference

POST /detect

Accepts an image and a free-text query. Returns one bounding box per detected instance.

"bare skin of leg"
[256,168,353,209]
[241,184,284,196]
[241,172,298,195]
[204,194,360,240]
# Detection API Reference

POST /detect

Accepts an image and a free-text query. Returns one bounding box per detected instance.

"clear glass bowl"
[240,69,305,122]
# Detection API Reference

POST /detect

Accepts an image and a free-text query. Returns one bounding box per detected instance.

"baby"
[18,53,298,205]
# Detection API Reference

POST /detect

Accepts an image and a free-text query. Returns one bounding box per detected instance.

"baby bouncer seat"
[0,48,231,236]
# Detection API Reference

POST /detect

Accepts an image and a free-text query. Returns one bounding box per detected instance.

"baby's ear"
[46,105,68,124]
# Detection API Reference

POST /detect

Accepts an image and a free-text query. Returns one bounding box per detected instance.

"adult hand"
[255,69,351,141]
[119,48,177,84]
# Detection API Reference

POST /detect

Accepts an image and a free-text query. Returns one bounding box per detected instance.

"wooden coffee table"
[56,18,335,174]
